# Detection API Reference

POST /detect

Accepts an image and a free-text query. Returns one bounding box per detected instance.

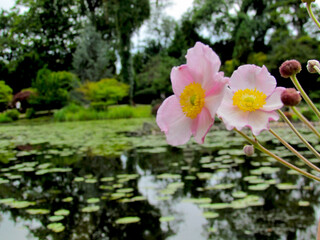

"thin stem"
[277,109,320,160]
[291,106,320,139]
[269,128,320,172]
[314,65,320,75]
[306,2,320,30]
[290,74,320,120]
[234,129,320,182]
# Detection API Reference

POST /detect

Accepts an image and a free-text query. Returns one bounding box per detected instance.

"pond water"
[0,119,319,240]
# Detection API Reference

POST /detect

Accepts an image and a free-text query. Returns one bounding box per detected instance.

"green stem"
[306,2,320,30]
[291,106,320,139]
[277,109,320,160]
[290,74,320,120]
[314,65,320,75]
[269,128,320,172]
[234,129,320,182]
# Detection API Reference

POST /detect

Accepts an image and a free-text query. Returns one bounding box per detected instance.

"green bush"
[77,78,129,105]
[5,109,19,121]
[0,113,13,123]
[30,67,80,110]
[54,104,151,122]
[0,81,13,111]
[90,102,109,111]
[26,108,36,119]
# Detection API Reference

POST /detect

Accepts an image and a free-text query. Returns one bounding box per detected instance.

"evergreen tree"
[72,23,112,82]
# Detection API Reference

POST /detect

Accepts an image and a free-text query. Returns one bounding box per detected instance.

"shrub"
[26,108,36,119]
[5,109,19,121]
[0,113,13,123]
[54,104,151,121]
[77,78,129,105]
[0,81,13,111]
[30,67,80,110]
[90,102,109,112]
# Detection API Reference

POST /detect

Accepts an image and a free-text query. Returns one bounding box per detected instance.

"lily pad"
[54,209,70,216]
[203,212,219,219]
[81,205,100,213]
[49,215,65,222]
[159,216,175,222]
[115,216,141,224]
[47,223,65,232]
[26,209,50,215]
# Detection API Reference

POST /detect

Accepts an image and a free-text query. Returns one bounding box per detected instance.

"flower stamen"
[233,88,267,112]
[180,82,205,119]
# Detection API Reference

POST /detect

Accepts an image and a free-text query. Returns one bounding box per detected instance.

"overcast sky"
[0,0,194,20]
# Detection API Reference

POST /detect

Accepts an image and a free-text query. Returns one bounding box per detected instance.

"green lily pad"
[26,209,50,215]
[49,215,65,222]
[115,216,141,224]
[276,183,299,190]
[81,205,100,213]
[159,216,175,222]
[47,223,65,232]
[87,198,100,204]
[54,209,70,216]
[203,212,219,219]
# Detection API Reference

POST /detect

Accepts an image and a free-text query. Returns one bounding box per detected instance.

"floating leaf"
[115,216,141,224]
[203,212,219,219]
[47,223,65,232]
[62,197,73,202]
[26,209,50,215]
[87,198,100,204]
[54,209,70,216]
[248,184,269,191]
[81,205,100,213]
[159,216,175,222]
[276,183,299,190]
[49,215,65,222]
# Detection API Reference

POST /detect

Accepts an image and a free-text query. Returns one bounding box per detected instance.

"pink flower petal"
[262,87,286,111]
[230,65,276,95]
[247,110,279,135]
[191,107,213,144]
[217,97,249,132]
[156,95,193,146]
[171,65,194,96]
[186,42,221,90]
[204,76,228,117]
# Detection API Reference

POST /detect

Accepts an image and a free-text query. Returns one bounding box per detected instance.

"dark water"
[0,126,319,240]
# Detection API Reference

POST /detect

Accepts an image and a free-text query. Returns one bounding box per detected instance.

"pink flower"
[217,65,285,135]
[156,42,228,146]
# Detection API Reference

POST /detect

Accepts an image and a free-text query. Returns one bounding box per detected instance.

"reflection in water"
[0,128,319,240]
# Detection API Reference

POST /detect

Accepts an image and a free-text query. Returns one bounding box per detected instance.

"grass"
[53,103,152,122]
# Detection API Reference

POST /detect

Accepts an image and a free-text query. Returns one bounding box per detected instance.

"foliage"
[30,67,80,110]
[53,103,151,121]
[5,109,19,121]
[0,80,13,111]
[77,78,129,105]
[72,23,114,82]
[103,0,151,103]
[25,108,36,119]
[134,54,179,103]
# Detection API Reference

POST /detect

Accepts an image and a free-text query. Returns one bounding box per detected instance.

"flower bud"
[243,145,255,156]
[279,60,302,78]
[307,60,320,73]
[281,88,301,106]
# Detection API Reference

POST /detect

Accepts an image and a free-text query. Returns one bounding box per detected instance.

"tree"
[103,0,151,104]
[72,23,114,82]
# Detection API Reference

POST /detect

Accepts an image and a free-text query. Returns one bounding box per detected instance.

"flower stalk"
[235,129,320,182]
[290,74,320,120]
[269,128,320,172]
[290,106,320,139]
[277,109,320,160]
[305,1,320,30]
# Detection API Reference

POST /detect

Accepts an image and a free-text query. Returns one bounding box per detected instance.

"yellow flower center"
[180,82,205,119]
[233,88,267,112]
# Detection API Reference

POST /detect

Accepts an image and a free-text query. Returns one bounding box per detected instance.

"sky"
[0,0,194,20]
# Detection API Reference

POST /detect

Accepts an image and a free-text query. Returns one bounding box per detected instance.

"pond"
[0,119,319,240]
